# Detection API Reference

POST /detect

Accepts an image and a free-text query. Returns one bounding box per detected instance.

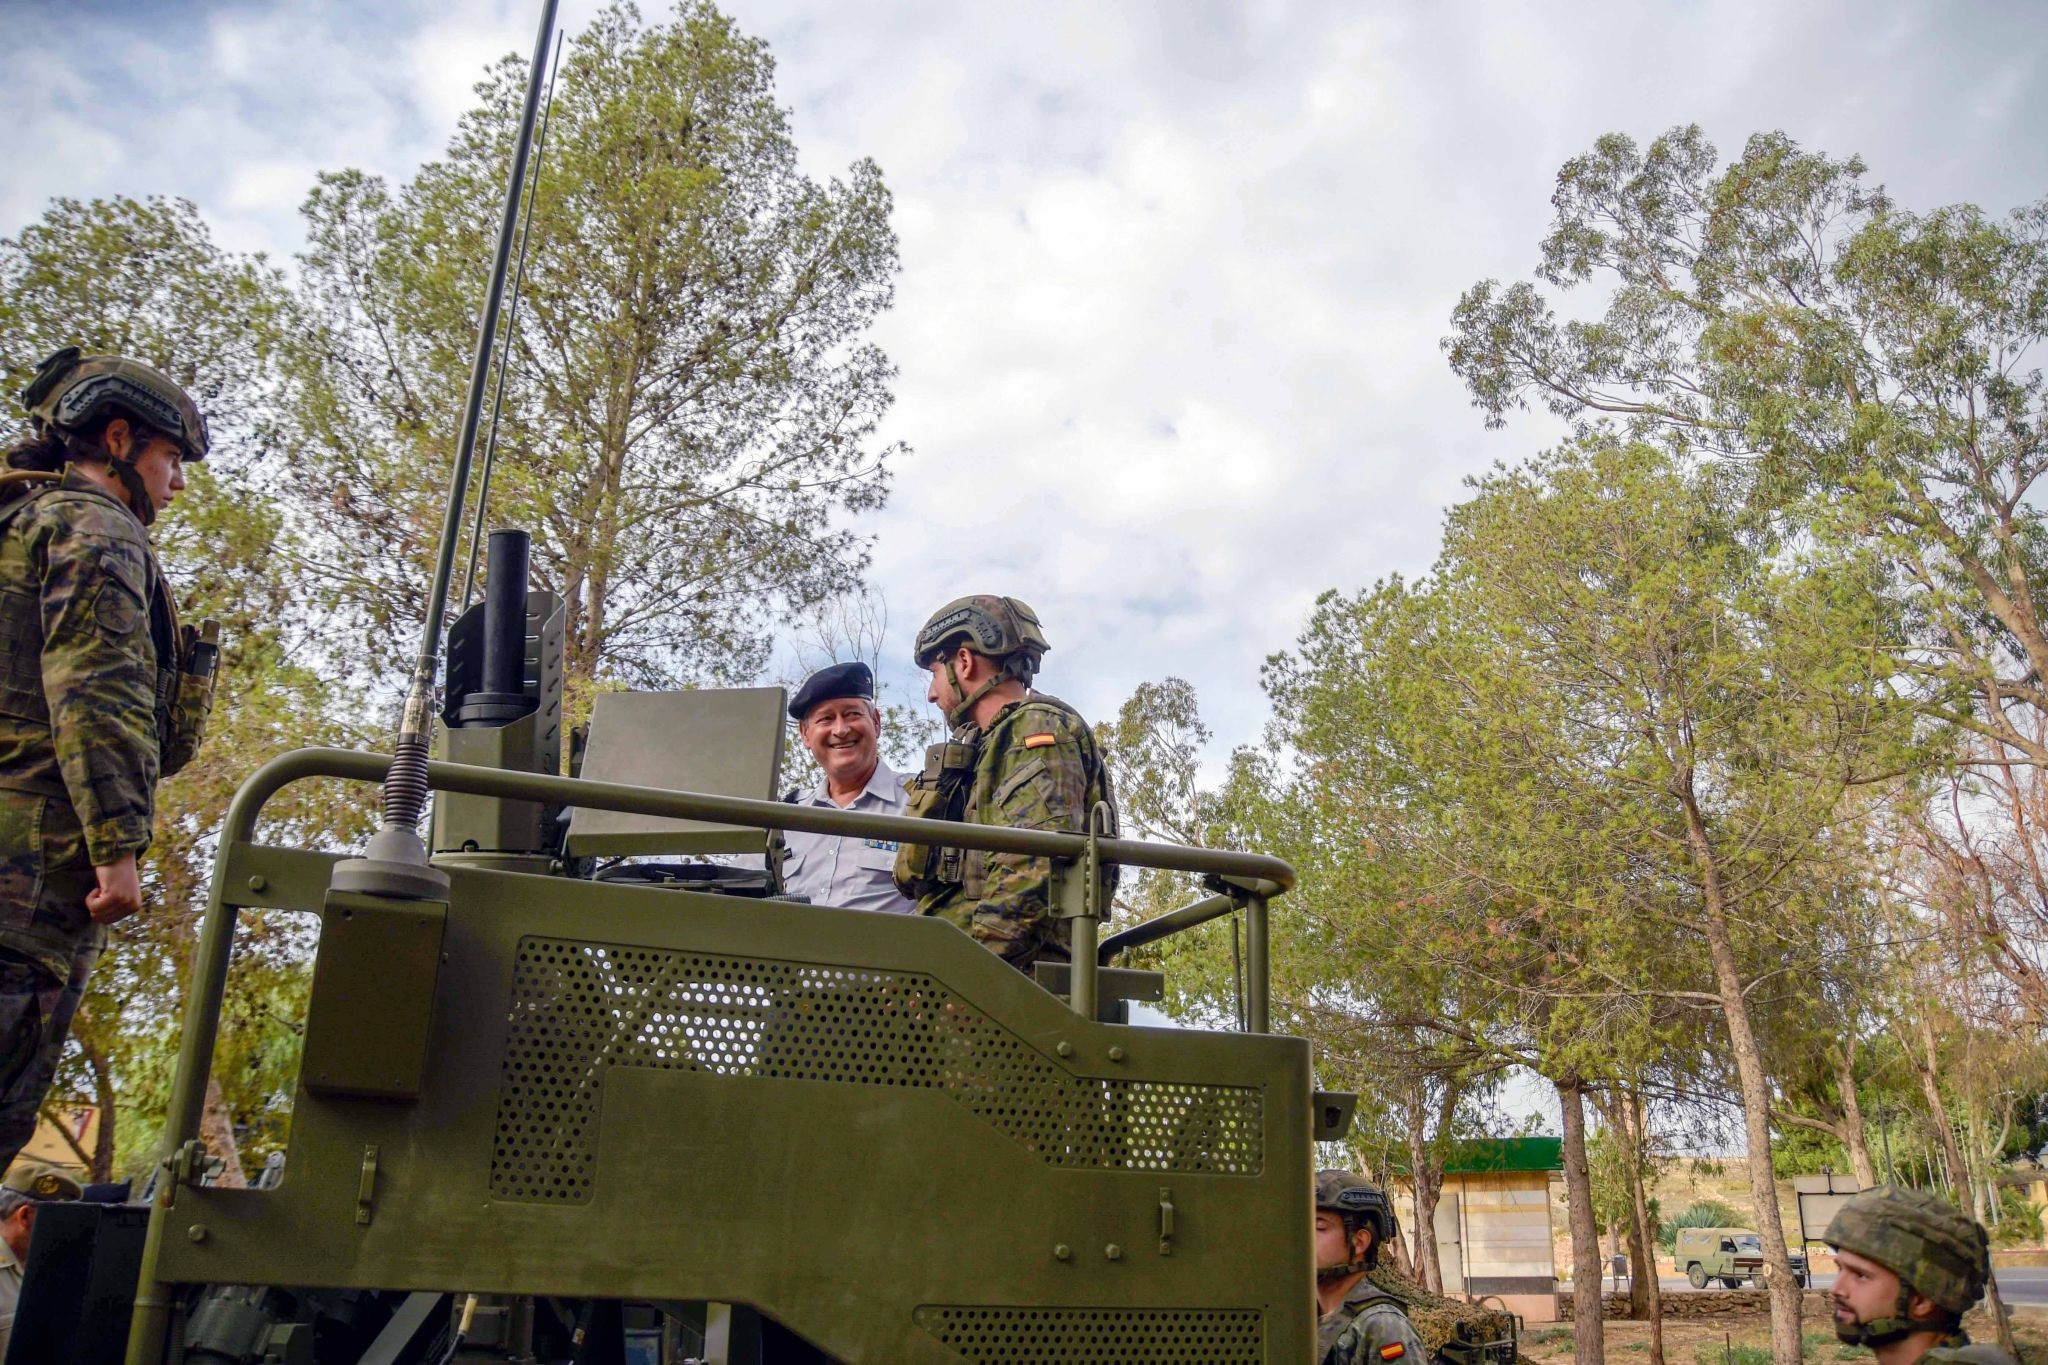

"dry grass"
[1519,1306,2048,1364]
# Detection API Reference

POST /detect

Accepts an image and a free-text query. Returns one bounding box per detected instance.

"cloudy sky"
[7,0,2048,757]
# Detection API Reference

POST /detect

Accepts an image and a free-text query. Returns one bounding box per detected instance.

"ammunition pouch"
[158,620,218,777]
[892,738,979,901]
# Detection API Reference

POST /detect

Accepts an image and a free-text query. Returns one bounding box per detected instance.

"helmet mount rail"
[330,0,562,902]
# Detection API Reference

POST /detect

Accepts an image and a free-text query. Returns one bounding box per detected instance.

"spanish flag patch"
[1023,733,1057,748]
[1379,1346,1405,1360]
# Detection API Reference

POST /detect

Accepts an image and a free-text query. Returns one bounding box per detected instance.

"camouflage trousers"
[0,788,103,1171]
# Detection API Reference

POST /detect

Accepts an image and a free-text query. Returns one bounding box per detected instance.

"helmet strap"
[112,456,157,527]
[1835,1284,1927,1349]
[1317,1223,1375,1283]
[943,655,1007,731]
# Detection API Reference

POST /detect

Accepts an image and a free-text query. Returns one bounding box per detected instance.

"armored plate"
[566,687,787,856]
[162,843,1317,1363]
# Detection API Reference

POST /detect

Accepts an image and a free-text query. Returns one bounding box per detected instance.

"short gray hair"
[0,1188,32,1222]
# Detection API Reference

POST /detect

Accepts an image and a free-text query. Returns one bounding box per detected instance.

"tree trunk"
[1621,1089,1665,1365]
[81,1033,116,1184]
[1557,1076,1606,1365]
[199,1076,248,1189]
[1679,787,1801,1365]
[1407,1080,1445,1294]
[1831,1040,1877,1187]
[1912,1010,2020,1359]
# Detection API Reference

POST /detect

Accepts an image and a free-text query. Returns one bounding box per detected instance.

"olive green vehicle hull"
[130,752,1317,1362]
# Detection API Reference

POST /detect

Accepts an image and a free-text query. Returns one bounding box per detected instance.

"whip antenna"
[461,27,564,615]
[333,0,562,899]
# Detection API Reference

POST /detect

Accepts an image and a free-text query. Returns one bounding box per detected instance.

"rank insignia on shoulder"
[1378,1347,1405,1361]
[1023,733,1056,748]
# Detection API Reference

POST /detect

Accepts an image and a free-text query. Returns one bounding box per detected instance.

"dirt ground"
[1519,1305,2048,1363]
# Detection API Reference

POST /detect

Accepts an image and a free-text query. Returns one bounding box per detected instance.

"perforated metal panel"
[493,937,1264,1201]
[913,1305,1264,1362]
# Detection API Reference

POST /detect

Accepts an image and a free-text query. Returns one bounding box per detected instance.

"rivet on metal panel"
[1108,1046,1126,1062]
[1053,1244,1071,1261]
[1055,1041,1074,1058]
[1104,1243,1122,1261]
[246,875,266,893]
[186,1224,207,1244]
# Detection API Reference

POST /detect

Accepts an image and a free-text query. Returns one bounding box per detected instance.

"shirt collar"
[807,757,901,807]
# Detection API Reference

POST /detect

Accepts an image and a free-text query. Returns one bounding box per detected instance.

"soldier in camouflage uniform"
[893,596,1117,971]
[1823,1185,2015,1365]
[0,348,216,1170]
[1316,1171,1429,1365]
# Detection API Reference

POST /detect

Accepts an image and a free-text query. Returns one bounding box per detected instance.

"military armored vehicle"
[26,517,1338,1365]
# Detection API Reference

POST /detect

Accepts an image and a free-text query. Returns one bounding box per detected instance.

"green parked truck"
[1674,1227,1810,1290]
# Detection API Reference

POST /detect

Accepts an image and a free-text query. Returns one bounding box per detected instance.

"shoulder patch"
[1378,1346,1405,1361]
[1023,733,1057,748]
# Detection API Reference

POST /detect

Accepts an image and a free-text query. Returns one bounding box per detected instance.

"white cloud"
[8,0,2048,751]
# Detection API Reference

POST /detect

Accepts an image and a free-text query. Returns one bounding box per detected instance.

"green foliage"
[1692,1346,1770,1365]
[1661,1200,1745,1252]
[1444,124,2048,1022]
[1993,1187,2045,1247]
[1769,1122,1851,1177]
[285,0,902,695]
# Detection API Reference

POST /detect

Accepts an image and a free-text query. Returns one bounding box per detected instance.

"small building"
[1393,1137,1563,1324]
[16,1098,97,1178]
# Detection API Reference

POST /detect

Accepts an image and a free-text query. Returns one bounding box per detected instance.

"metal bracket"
[1159,1186,1176,1256]
[356,1144,379,1226]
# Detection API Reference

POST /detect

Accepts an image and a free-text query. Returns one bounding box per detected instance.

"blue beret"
[789,660,876,719]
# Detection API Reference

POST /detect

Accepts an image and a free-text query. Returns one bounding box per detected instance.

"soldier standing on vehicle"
[1315,1170,1429,1365]
[1822,1185,2015,1364]
[893,596,1116,971]
[0,348,217,1171]
[779,660,916,914]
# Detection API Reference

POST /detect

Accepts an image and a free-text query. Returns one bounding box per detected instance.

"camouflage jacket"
[896,692,1116,969]
[1924,1334,2017,1365]
[0,469,172,865]
[1319,1278,1430,1365]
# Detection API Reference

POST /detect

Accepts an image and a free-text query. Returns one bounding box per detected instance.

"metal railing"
[170,748,1293,1152]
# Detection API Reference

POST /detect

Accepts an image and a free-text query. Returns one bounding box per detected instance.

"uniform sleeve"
[34,501,159,865]
[1348,1305,1429,1365]
[965,712,1091,963]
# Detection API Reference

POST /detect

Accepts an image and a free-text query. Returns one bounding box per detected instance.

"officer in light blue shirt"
[780,662,917,914]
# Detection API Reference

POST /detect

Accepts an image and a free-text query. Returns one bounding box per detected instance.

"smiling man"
[1822,1186,2013,1365]
[778,661,916,914]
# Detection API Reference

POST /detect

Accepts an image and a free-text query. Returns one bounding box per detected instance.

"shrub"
[1660,1200,1745,1252]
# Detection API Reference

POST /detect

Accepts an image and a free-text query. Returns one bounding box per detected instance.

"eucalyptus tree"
[287,0,903,695]
[1445,125,2048,1019]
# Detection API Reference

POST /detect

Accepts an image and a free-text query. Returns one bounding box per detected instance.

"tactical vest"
[1318,1283,1416,1364]
[894,694,1119,906]
[0,479,214,786]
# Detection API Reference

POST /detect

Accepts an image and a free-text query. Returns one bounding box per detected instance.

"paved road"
[1649,1267,2048,1307]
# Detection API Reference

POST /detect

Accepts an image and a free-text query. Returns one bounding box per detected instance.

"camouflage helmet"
[19,346,210,462]
[1823,1185,1990,1316]
[1315,1170,1396,1274]
[913,596,1049,683]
